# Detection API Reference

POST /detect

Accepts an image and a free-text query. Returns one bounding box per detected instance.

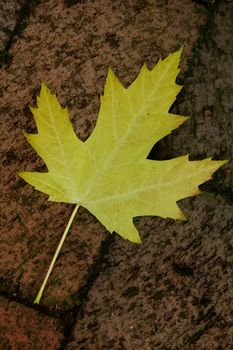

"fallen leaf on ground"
[20,48,227,243]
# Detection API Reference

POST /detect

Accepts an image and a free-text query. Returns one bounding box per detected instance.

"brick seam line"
[174,0,233,205]
[0,288,62,319]
[0,0,39,67]
[0,225,114,348]
[58,235,114,350]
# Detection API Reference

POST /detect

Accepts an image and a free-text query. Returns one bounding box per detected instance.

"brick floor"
[1,0,232,349]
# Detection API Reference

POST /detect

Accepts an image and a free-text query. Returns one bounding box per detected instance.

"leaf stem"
[34,203,80,304]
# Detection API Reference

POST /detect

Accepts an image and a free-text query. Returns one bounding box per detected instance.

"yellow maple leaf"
[19,48,227,303]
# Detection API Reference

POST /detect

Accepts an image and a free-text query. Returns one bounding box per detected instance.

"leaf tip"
[29,105,36,114]
[166,46,184,72]
[107,67,115,78]
[105,67,126,92]
[218,159,229,167]
[22,129,31,140]
[134,236,142,244]
[208,158,229,174]
[172,46,183,63]
[177,45,184,56]
[178,115,189,126]
[39,81,53,101]
[18,171,28,182]
[41,80,48,91]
